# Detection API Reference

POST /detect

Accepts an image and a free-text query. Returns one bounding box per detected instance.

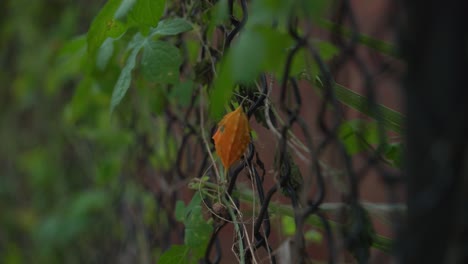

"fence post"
[398,1,468,263]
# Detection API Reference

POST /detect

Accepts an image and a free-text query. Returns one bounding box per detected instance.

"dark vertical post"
[399,1,468,263]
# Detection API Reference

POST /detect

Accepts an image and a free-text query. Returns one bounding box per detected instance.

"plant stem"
[196,181,395,254]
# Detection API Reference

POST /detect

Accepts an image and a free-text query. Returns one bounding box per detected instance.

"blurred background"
[1,0,398,263]
[0,1,147,263]
[1,0,467,263]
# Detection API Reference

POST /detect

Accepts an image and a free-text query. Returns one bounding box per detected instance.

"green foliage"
[110,38,141,112]
[282,216,322,243]
[304,230,323,243]
[127,0,166,33]
[384,143,403,168]
[338,119,380,155]
[210,20,294,118]
[141,40,182,83]
[107,14,192,113]
[341,204,376,263]
[170,81,195,107]
[317,19,397,56]
[209,1,339,118]
[274,149,303,199]
[150,18,193,36]
[282,216,296,235]
[1,0,191,262]
[158,245,191,264]
[87,0,128,61]
[150,117,177,170]
[315,76,404,134]
[338,119,403,168]
[1,0,402,263]
[160,192,212,262]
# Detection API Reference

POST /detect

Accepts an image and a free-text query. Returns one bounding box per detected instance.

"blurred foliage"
[0,0,402,263]
[0,0,172,263]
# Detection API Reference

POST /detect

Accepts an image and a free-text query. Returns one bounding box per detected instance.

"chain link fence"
[3,0,467,263]
[159,0,404,263]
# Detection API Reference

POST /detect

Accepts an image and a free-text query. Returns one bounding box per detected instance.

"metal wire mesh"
[159,0,402,263]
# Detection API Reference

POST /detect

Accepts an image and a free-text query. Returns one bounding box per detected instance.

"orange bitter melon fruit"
[212,106,251,168]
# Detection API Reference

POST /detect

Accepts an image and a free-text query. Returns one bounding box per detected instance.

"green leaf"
[384,143,403,168]
[185,207,212,258]
[289,48,310,77]
[158,245,190,264]
[305,230,323,243]
[183,192,212,258]
[282,216,296,235]
[87,0,127,60]
[210,26,291,118]
[184,191,203,216]
[290,40,338,78]
[291,41,338,78]
[96,37,115,70]
[126,31,147,51]
[109,44,141,113]
[141,40,182,84]
[316,41,339,60]
[114,0,137,19]
[317,19,397,57]
[57,35,87,58]
[211,0,229,24]
[314,76,404,134]
[209,62,234,119]
[338,119,380,155]
[175,200,186,222]
[248,0,292,27]
[128,0,166,33]
[186,39,201,64]
[302,0,331,20]
[230,31,264,82]
[230,27,291,82]
[149,83,167,115]
[151,18,193,36]
[372,234,393,253]
[202,181,394,253]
